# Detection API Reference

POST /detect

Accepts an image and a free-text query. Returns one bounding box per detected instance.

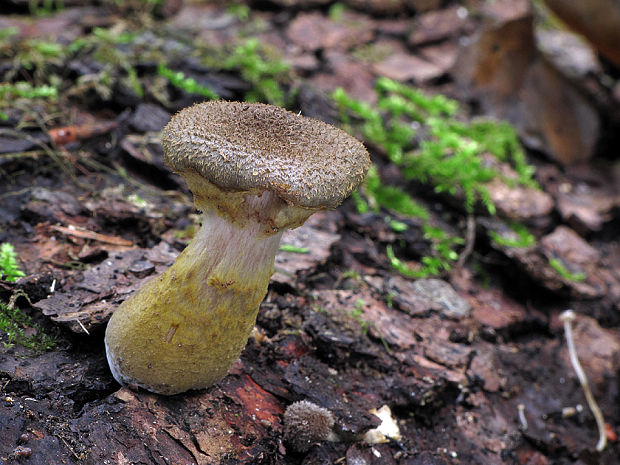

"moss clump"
[334,77,539,278]
[334,77,538,215]
[548,257,587,282]
[0,243,25,282]
[0,302,57,352]
[157,63,219,100]
[221,38,291,106]
[489,222,536,249]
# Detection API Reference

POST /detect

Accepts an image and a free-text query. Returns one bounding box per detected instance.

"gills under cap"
[161,101,370,210]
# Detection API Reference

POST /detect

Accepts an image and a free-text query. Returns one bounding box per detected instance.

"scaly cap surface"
[161,101,370,210]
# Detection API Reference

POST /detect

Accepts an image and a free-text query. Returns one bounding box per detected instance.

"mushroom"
[104,101,370,395]
[283,400,336,453]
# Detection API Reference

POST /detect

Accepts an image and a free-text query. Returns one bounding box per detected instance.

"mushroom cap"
[161,101,370,210]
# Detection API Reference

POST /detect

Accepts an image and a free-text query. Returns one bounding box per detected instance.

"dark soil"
[1,1,619,464]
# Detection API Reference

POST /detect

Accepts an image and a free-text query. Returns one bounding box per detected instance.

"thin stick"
[560,310,606,452]
[50,224,133,246]
[517,404,528,431]
[76,319,90,336]
[455,214,476,269]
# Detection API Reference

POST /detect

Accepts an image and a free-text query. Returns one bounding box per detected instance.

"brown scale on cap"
[104,101,369,395]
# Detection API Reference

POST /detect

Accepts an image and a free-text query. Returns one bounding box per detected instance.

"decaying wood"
[1,1,619,464]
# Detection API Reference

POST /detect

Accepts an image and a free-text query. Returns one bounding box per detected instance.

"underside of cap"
[161,101,370,209]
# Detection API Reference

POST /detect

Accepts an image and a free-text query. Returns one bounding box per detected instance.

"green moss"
[489,222,536,248]
[457,120,536,188]
[279,244,310,254]
[334,77,538,215]
[351,190,370,214]
[375,77,459,117]
[402,117,497,214]
[353,165,462,278]
[328,2,347,21]
[340,269,362,282]
[423,225,463,263]
[352,42,395,64]
[0,27,19,41]
[157,63,219,99]
[173,224,197,244]
[127,193,148,208]
[361,166,429,219]
[158,38,290,105]
[548,257,586,282]
[386,245,424,278]
[0,37,66,88]
[0,302,57,352]
[92,27,137,45]
[0,82,58,100]
[385,224,464,279]
[30,40,64,57]
[0,243,25,282]
[227,3,251,22]
[348,299,391,353]
[29,0,64,16]
[221,39,291,106]
[334,77,539,278]
[64,26,145,100]
[333,87,412,165]
[388,219,408,232]
[350,299,369,334]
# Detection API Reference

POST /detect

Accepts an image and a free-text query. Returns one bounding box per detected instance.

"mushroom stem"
[105,191,294,395]
[105,101,370,395]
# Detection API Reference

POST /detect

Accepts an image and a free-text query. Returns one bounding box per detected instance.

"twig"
[80,156,164,197]
[455,214,476,269]
[8,289,32,310]
[0,187,33,200]
[560,309,606,452]
[0,127,80,187]
[75,319,90,336]
[58,435,85,461]
[50,224,133,246]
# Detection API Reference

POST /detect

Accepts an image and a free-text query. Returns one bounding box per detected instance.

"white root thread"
[76,318,90,336]
[559,309,606,452]
[517,404,528,431]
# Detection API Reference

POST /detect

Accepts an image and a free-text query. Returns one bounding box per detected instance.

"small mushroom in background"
[104,101,370,395]
[283,400,336,453]
[282,401,402,453]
